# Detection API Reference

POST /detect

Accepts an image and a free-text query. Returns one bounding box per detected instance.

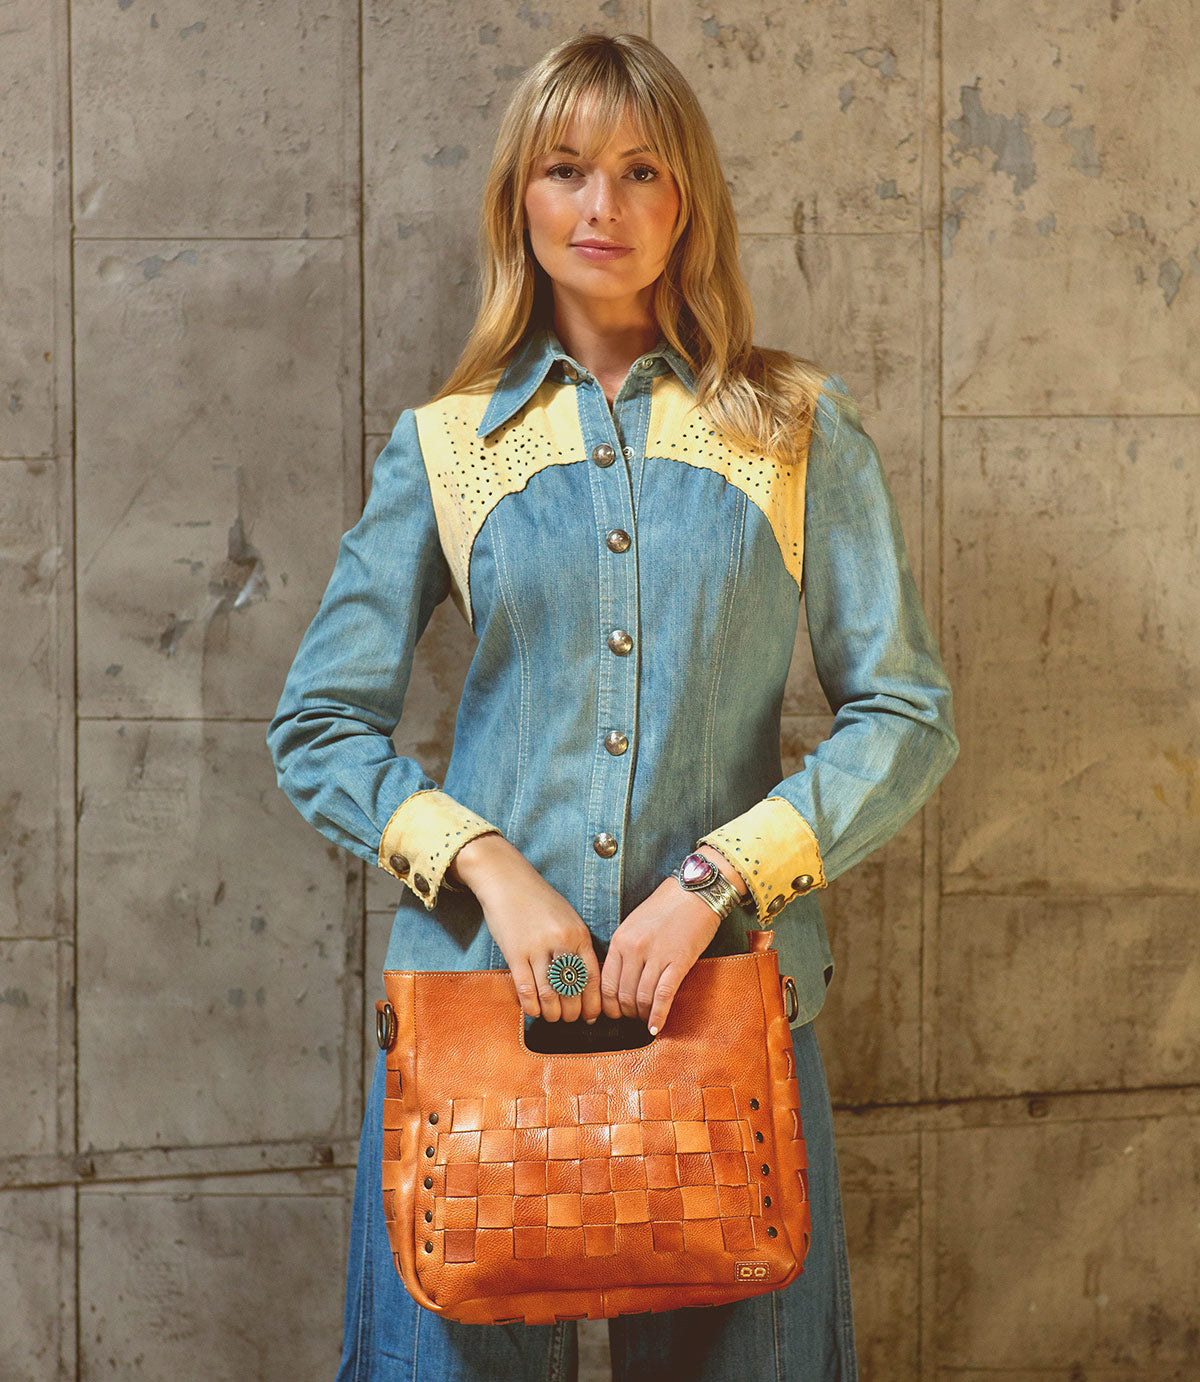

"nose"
[583,168,621,221]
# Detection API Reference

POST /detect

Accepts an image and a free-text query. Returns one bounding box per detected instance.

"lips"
[571,240,634,261]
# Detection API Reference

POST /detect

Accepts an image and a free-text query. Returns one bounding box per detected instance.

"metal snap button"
[593,832,618,858]
[639,358,655,370]
[592,443,615,466]
[413,873,430,895]
[622,447,632,458]
[766,894,785,916]
[607,628,633,655]
[388,853,409,876]
[604,730,629,756]
[605,528,631,553]
[563,363,579,382]
[791,874,814,891]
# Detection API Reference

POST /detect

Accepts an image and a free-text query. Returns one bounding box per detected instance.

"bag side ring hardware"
[376,1000,396,1051]
[781,975,798,1022]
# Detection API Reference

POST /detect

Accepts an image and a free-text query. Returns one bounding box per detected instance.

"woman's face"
[523,99,681,316]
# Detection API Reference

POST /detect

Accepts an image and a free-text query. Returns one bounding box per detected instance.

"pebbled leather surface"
[377,945,811,1324]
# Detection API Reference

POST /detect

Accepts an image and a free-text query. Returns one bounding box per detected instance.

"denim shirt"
[266,324,959,1026]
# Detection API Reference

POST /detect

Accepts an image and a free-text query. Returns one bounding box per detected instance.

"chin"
[560,272,639,298]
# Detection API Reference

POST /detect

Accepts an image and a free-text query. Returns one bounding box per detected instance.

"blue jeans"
[335,1019,858,1380]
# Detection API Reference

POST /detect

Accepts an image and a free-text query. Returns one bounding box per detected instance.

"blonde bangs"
[522,67,682,198]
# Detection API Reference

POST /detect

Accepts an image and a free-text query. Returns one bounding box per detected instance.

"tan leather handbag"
[373,929,810,1324]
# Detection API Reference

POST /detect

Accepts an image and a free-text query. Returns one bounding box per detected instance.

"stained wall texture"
[2,2,1196,1378]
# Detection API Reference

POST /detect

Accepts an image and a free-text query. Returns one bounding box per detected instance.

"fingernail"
[586,1017,597,1024]
[649,1025,658,1036]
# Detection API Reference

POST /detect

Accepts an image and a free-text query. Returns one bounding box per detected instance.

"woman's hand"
[599,876,724,1035]
[449,834,603,1024]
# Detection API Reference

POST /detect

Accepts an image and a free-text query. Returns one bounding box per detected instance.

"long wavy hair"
[432,31,832,466]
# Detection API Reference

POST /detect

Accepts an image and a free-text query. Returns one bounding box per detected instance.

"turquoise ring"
[546,953,588,998]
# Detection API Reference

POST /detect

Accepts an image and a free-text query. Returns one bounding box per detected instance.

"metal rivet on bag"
[749,1099,760,1110]
[424,1176,433,1189]
[425,1145,435,1158]
[424,1210,432,1223]
[760,1163,770,1175]
[414,873,430,895]
[763,1195,772,1208]
[755,1131,764,1143]
[424,1241,433,1253]
[428,1112,438,1124]
[767,1226,778,1238]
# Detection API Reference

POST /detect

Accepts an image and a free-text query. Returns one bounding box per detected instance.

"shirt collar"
[476,323,697,438]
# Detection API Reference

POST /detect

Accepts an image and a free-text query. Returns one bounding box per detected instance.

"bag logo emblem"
[735,1261,773,1281]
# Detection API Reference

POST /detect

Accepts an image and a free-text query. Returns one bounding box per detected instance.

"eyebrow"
[549,144,655,158]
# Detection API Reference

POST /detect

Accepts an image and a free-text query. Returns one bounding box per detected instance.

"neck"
[550,294,660,383]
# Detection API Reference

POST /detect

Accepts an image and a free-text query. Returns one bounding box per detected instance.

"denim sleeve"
[265,408,502,911]
[697,374,960,926]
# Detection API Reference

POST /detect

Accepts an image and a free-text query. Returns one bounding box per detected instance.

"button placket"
[624,368,655,511]
[575,380,640,932]
[596,367,656,832]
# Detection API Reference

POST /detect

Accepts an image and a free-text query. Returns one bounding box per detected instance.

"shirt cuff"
[377,788,503,911]
[696,796,827,926]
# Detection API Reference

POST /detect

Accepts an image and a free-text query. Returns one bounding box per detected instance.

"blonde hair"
[432,31,832,466]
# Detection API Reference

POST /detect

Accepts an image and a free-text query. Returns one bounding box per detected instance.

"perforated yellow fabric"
[378,787,502,912]
[645,372,822,597]
[698,796,826,927]
[414,375,588,628]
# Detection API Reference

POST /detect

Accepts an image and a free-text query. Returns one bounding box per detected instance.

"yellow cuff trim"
[697,796,826,926]
[377,788,502,912]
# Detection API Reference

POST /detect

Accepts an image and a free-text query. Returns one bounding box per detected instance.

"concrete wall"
[2,3,1195,1377]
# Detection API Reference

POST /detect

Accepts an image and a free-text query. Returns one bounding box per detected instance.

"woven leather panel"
[380,950,811,1324]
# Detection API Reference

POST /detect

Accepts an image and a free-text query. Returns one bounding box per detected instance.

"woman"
[267,30,958,1381]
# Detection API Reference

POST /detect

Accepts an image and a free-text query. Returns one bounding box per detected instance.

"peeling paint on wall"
[158,612,192,657]
[947,83,1037,195]
[847,45,897,81]
[515,1,551,30]
[1159,259,1182,308]
[423,145,467,168]
[209,511,269,614]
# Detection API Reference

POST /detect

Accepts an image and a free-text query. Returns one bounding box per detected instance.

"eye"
[542,161,662,183]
